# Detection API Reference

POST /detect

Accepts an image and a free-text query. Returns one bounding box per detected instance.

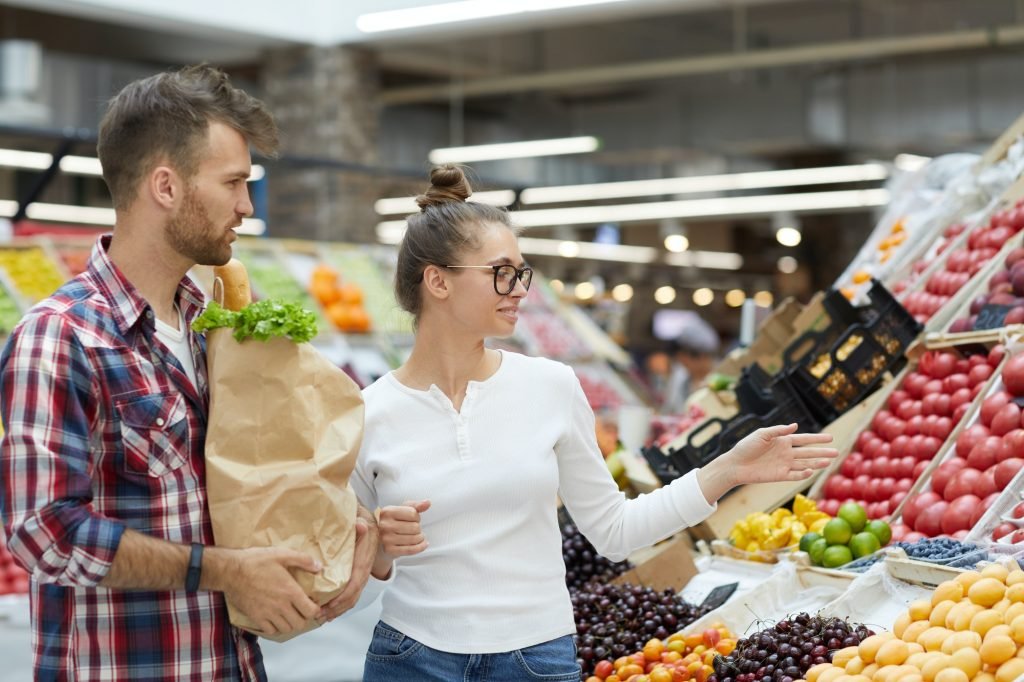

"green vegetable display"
[192,300,318,344]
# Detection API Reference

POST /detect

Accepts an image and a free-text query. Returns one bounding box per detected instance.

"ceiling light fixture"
[777,256,799,273]
[519,163,889,204]
[357,0,631,34]
[654,286,676,305]
[663,234,689,253]
[511,189,889,228]
[611,283,633,302]
[376,222,745,269]
[754,291,774,307]
[374,189,516,216]
[776,226,802,247]
[0,200,266,235]
[692,288,714,307]
[725,289,746,307]
[574,281,596,300]
[0,148,266,182]
[428,136,599,164]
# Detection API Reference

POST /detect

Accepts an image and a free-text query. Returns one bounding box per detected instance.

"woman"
[351,165,836,681]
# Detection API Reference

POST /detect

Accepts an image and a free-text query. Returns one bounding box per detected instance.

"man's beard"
[166,187,233,266]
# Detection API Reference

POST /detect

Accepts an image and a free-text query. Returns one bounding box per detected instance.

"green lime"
[822,544,853,568]
[808,538,828,566]
[799,532,822,554]
[849,531,881,559]
[837,502,868,533]
[823,517,853,546]
[865,519,892,546]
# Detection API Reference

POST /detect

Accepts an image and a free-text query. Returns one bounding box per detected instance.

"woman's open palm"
[725,423,837,485]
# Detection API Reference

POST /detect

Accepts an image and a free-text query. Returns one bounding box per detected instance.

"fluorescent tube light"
[520,164,889,204]
[664,250,743,270]
[0,200,266,235]
[0,149,264,181]
[0,149,51,170]
[894,154,931,172]
[59,155,103,176]
[374,189,516,216]
[428,136,599,164]
[358,0,630,34]
[375,221,742,269]
[511,188,890,228]
[25,203,115,225]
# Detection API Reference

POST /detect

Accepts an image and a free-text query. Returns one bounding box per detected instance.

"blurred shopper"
[660,313,721,414]
[0,65,378,681]
[352,165,837,682]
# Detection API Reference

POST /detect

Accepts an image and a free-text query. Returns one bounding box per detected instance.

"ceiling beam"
[379,24,1024,105]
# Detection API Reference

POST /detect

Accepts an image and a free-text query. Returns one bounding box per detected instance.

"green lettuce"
[192,300,318,344]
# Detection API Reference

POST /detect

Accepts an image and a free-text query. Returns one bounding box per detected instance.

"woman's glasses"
[443,264,534,295]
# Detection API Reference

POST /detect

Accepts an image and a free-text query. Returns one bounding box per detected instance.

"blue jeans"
[362,621,582,681]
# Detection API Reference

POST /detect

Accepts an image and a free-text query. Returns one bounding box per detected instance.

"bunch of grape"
[709,613,874,682]
[570,581,708,678]
[561,523,630,590]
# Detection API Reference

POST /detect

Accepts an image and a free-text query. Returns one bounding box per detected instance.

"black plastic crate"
[667,372,821,476]
[641,445,684,485]
[782,279,921,423]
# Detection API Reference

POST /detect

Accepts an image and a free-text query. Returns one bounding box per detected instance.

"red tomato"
[943,468,982,502]
[949,387,973,414]
[993,522,1017,540]
[932,353,958,379]
[888,390,911,413]
[889,491,908,511]
[840,453,863,478]
[999,430,1024,461]
[902,491,941,528]
[992,403,1023,436]
[1014,502,1024,519]
[1003,355,1024,396]
[975,468,998,499]
[994,458,1024,490]
[981,392,1012,426]
[906,415,925,437]
[967,440,998,470]
[916,501,950,536]
[931,457,967,497]
[957,424,992,457]
[942,495,980,535]
[943,373,970,393]
[989,344,1007,368]
[904,373,929,399]
[970,360,995,387]
[914,460,929,478]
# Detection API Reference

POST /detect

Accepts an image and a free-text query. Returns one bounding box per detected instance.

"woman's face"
[442,223,529,339]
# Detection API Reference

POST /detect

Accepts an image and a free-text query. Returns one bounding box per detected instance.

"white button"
[155,417,165,426]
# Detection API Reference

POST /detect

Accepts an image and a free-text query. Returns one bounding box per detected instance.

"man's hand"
[206,546,322,637]
[319,505,380,623]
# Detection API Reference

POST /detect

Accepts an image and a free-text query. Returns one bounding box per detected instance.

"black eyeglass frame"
[442,264,534,295]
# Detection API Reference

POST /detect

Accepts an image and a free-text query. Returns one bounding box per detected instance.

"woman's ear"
[421,264,451,301]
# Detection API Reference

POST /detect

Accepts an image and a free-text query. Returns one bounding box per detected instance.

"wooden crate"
[613,534,699,592]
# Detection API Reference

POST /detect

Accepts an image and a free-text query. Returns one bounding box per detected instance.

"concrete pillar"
[262,45,380,243]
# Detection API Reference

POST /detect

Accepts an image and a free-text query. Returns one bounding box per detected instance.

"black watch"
[185,543,203,592]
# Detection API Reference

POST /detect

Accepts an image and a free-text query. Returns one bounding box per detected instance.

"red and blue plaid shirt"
[0,236,265,681]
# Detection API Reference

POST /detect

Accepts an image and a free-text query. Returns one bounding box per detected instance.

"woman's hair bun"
[416,164,473,211]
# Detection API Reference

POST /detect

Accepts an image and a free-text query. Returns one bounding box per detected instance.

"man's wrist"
[198,546,234,593]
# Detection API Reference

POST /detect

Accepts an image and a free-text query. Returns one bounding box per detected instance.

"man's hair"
[97,64,278,210]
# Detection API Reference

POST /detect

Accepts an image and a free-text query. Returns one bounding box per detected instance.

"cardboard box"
[613,534,699,592]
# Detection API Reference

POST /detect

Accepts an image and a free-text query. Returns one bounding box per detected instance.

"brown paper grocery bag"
[204,329,364,641]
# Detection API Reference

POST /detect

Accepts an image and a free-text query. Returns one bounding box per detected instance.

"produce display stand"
[888,344,1016,533]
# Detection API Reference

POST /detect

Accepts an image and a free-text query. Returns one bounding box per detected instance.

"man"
[660,312,720,415]
[0,64,378,681]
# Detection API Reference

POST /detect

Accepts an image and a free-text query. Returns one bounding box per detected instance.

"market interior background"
[3,1,1024,681]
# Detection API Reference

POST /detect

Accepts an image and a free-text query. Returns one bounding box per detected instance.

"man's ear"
[421,265,451,302]
[148,165,181,210]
